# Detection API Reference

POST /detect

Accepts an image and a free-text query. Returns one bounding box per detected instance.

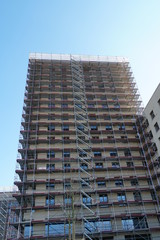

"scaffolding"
[9,54,160,240]
[0,191,18,240]
[0,192,9,239]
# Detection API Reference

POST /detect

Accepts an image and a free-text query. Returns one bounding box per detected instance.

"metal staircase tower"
[71,57,101,240]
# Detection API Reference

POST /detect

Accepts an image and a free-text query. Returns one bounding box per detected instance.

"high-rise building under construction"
[12,54,160,240]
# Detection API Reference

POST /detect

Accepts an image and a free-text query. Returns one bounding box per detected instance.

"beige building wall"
[144,83,160,156]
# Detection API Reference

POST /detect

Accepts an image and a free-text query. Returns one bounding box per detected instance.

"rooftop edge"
[29,53,129,63]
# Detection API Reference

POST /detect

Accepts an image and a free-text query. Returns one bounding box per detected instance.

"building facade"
[144,83,160,156]
[12,54,160,240]
[143,83,160,217]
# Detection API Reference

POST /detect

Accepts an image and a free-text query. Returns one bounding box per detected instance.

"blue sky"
[0,0,160,187]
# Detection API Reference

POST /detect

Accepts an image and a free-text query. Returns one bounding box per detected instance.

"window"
[81,178,89,187]
[97,181,106,187]
[149,130,153,139]
[144,119,149,128]
[154,122,159,132]
[77,125,84,131]
[64,182,71,189]
[79,136,85,140]
[45,223,72,236]
[48,114,55,120]
[24,225,33,238]
[112,162,120,168]
[106,125,112,130]
[49,83,54,89]
[64,197,72,204]
[132,125,136,130]
[48,125,55,131]
[27,151,35,159]
[107,136,114,139]
[46,164,55,171]
[99,84,104,88]
[133,217,148,229]
[64,163,70,170]
[117,115,123,120]
[62,125,69,131]
[85,220,111,233]
[91,125,98,130]
[150,110,155,119]
[46,197,55,206]
[119,124,125,130]
[79,151,87,157]
[158,98,160,105]
[152,143,157,151]
[115,180,123,186]
[48,103,55,108]
[63,95,68,100]
[63,152,70,158]
[104,115,111,120]
[63,136,70,140]
[95,162,103,168]
[86,84,92,88]
[80,163,88,170]
[133,191,142,201]
[102,104,108,109]
[110,87,116,92]
[62,115,69,120]
[94,151,102,157]
[92,136,99,140]
[122,219,134,230]
[46,182,55,189]
[131,179,139,186]
[100,96,107,100]
[47,151,55,158]
[114,103,120,108]
[117,193,126,201]
[122,217,148,230]
[126,162,134,167]
[87,95,94,100]
[99,194,108,202]
[83,195,92,205]
[124,149,131,157]
[88,104,95,108]
[48,94,55,100]
[48,136,55,141]
[89,115,97,120]
[61,103,68,108]
[121,136,127,139]
[110,151,117,157]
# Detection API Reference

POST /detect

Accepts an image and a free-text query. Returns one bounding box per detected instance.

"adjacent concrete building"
[11,54,160,240]
[144,83,160,156]
[143,83,160,217]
